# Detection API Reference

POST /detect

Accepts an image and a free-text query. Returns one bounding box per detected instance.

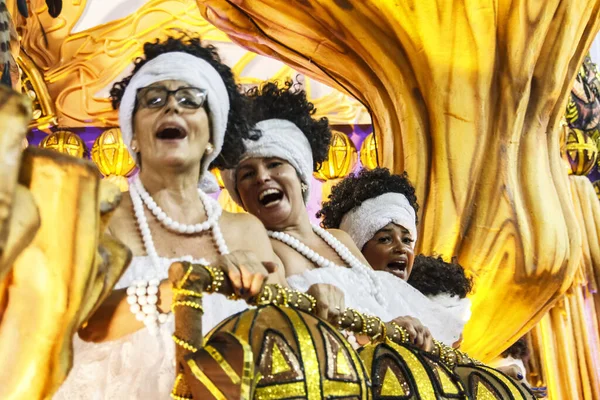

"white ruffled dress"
[53,255,247,400]
[287,265,469,346]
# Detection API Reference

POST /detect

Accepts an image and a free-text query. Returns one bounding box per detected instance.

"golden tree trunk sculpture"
[0,85,132,399]
[197,0,600,360]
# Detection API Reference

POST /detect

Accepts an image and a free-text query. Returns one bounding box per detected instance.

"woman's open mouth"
[258,188,284,208]
[156,125,187,140]
[386,260,408,280]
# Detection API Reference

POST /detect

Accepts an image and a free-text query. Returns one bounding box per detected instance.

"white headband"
[222,118,313,205]
[118,52,230,193]
[339,192,417,250]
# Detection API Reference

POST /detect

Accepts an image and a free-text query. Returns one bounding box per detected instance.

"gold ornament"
[204,305,370,399]
[17,52,57,130]
[314,130,357,181]
[359,132,379,170]
[211,168,225,189]
[217,190,246,214]
[39,130,86,158]
[359,340,465,399]
[563,128,598,176]
[91,128,136,192]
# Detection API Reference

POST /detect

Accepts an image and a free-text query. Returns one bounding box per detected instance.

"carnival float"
[0,0,599,399]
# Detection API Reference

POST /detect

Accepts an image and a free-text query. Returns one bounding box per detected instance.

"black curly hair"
[501,337,530,361]
[407,254,473,298]
[245,80,331,170]
[318,167,419,228]
[109,34,256,169]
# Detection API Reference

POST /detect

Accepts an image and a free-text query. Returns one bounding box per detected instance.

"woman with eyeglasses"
[54,35,283,399]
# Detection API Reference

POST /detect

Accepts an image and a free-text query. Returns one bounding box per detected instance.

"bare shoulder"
[326,228,370,264]
[220,211,266,233]
[107,193,134,234]
[327,228,355,245]
[220,211,270,244]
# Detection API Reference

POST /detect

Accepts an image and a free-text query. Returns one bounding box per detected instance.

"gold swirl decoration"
[17,52,57,130]
[196,0,600,362]
[15,0,368,128]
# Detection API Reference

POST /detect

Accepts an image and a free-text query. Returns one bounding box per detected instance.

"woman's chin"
[255,204,292,229]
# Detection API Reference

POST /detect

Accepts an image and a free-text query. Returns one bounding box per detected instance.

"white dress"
[287,265,468,346]
[54,255,247,400]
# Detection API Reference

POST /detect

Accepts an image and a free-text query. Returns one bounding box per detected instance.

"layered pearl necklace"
[268,224,386,306]
[130,175,229,272]
[133,177,221,235]
[127,175,229,335]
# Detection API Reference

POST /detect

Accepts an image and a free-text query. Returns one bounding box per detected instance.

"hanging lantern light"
[359,132,378,170]
[314,130,357,181]
[91,128,136,191]
[39,130,86,158]
[563,127,598,176]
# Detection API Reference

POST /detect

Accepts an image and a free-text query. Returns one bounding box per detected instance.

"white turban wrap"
[340,192,418,250]
[118,52,230,193]
[222,118,313,205]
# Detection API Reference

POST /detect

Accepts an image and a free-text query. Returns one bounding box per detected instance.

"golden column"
[196,0,600,361]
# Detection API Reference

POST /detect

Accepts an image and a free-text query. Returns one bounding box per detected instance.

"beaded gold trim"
[172,288,204,298]
[171,300,204,313]
[205,266,224,293]
[176,265,194,289]
[170,373,192,400]
[172,334,199,353]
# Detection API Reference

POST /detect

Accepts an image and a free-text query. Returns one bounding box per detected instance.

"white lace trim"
[287,266,466,346]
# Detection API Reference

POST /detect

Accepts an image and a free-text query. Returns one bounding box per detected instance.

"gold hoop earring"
[205,143,214,155]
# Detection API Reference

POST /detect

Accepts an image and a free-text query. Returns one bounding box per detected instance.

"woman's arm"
[78,281,173,343]
[224,212,288,287]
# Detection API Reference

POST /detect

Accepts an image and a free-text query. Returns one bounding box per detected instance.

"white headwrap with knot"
[118,52,230,193]
[222,118,313,205]
[340,192,418,250]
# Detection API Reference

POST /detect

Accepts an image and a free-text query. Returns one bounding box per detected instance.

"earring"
[205,143,214,155]
[301,182,308,192]
[131,145,138,152]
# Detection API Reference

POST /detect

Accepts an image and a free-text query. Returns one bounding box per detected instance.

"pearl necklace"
[133,176,221,234]
[268,224,386,306]
[130,176,229,272]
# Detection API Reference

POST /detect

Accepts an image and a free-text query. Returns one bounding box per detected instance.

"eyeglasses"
[136,86,208,109]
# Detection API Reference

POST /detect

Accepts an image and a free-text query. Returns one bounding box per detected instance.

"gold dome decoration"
[39,130,86,158]
[205,305,370,399]
[314,130,357,182]
[359,340,465,399]
[563,127,598,176]
[91,128,136,192]
[359,132,379,170]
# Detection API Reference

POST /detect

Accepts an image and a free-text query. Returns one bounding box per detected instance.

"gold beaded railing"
[166,261,529,400]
